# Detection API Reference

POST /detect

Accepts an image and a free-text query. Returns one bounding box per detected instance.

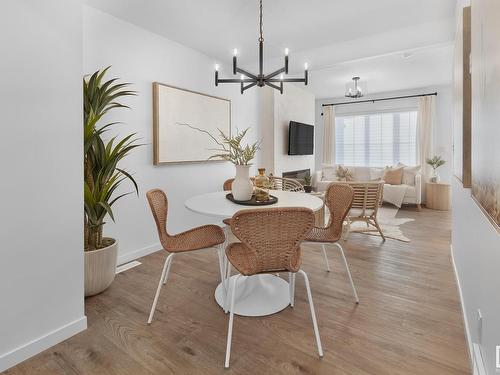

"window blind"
[335,110,417,167]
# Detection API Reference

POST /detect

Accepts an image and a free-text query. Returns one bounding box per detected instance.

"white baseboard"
[450,245,475,369]
[0,316,87,372]
[117,242,161,266]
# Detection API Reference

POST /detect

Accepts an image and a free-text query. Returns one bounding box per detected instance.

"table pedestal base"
[215,274,290,317]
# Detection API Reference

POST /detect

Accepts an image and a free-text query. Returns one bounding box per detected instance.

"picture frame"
[153,82,231,165]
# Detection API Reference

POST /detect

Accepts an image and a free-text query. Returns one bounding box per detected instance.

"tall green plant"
[84,67,141,250]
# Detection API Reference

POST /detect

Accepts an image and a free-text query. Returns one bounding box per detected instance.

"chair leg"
[372,218,386,242]
[334,243,359,303]
[342,219,351,241]
[216,244,226,287]
[224,262,232,313]
[162,253,174,285]
[288,272,296,307]
[224,274,240,368]
[298,270,323,358]
[321,244,331,272]
[148,253,174,324]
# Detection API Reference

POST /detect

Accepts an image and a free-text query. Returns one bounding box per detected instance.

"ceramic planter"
[84,238,118,297]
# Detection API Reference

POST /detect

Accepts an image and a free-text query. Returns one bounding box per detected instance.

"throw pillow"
[336,165,354,181]
[397,162,421,186]
[322,166,337,181]
[383,166,404,185]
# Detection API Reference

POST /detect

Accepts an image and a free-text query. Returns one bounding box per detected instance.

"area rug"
[346,206,414,242]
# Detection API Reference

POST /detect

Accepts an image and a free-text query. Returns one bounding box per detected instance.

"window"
[335,110,417,167]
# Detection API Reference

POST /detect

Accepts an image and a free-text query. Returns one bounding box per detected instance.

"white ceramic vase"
[430,169,440,183]
[84,238,118,297]
[232,165,254,201]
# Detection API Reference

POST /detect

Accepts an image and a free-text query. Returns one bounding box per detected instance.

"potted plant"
[83,67,141,296]
[181,124,260,201]
[303,175,313,193]
[426,155,446,183]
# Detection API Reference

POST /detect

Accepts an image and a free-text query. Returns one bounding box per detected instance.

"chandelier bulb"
[240,74,244,81]
[280,73,284,80]
[285,48,289,56]
[304,62,308,70]
[233,48,238,56]
[215,64,219,71]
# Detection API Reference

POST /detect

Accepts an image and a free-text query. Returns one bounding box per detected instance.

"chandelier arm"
[242,82,258,92]
[264,81,281,91]
[267,78,306,83]
[264,66,286,80]
[235,67,258,80]
[217,78,256,83]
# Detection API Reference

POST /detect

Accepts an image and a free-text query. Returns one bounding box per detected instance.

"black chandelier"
[214,0,309,94]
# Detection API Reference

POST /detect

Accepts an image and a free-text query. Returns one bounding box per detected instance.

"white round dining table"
[185,190,324,317]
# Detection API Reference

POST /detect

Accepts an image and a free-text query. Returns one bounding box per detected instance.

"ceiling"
[307,44,454,98]
[84,0,457,98]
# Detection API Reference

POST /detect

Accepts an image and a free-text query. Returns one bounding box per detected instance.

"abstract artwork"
[153,83,231,164]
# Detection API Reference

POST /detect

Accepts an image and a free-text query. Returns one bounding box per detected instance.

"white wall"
[452,1,500,374]
[273,85,316,177]
[0,0,86,371]
[259,85,316,177]
[83,6,260,263]
[452,179,500,374]
[314,85,454,184]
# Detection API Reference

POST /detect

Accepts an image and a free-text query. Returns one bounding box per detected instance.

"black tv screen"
[288,121,314,155]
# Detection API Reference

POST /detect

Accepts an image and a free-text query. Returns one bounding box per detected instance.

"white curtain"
[417,95,435,180]
[322,105,335,165]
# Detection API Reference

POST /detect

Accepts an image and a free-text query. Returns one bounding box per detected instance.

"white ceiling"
[84,0,457,98]
[307,44,454,98]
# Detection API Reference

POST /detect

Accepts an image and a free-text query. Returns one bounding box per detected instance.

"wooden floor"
[6,207,470,375]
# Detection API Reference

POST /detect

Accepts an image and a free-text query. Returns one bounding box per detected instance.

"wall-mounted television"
[288,121,314,155]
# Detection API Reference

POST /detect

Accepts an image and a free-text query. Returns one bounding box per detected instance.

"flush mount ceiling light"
[214,0,309,94]
[345,77,365,99]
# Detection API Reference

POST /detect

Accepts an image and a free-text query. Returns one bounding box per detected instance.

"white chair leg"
[321,244,331,272]
[216,244,226,287]
[162,253,174,284]
[224,274,240,368]
[298,269,323,358]
[342,219,351,241]
[148,253,174,324]
[224,262,232,313]
[334,243,359,303]
[288,272,296,307]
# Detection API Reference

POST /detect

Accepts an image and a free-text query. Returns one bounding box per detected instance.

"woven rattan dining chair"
[223,207,322,368]
[301,183,359,303]
[269,175,305,192]
[146,189,226,324]
[344,181,385,241]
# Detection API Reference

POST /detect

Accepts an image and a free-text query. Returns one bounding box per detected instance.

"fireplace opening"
[282,169,310,183]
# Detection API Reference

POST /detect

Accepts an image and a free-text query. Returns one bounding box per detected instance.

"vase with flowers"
[426,155,446,183]
[180,124,260,200]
